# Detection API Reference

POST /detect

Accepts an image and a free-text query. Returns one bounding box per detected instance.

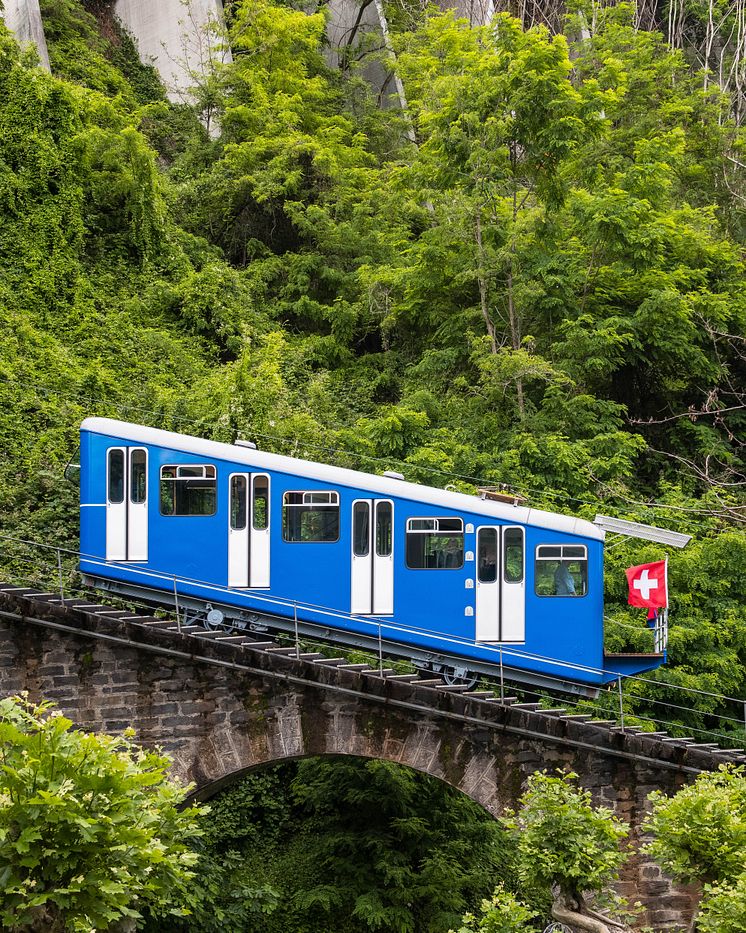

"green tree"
[505,771,632,931]
[0,695,205,932]
[645,766,746,930]
[449,885,539,933]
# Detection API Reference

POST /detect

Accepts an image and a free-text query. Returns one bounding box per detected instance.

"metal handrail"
[1,531,745,714]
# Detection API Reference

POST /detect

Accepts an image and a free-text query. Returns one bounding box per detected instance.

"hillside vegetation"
[1,0,744,716]
[0,0,744,929]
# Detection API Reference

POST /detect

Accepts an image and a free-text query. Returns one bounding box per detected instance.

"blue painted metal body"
[79,422,666,689]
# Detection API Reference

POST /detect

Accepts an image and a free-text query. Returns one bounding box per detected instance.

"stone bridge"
[0,587,729,929]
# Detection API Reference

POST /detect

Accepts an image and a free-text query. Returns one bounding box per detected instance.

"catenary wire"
[3,377,744,517]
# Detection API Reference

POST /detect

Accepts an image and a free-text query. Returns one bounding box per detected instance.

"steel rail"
[0,604,716,776]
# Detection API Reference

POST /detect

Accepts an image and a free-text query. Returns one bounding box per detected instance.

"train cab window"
[107,449,124,504]
[535,544,588,597]
[406,517,464,569]
[283,491,340,542]
[130,449,147,504]
[253,476,269,530]
[504,528,524,583]
[160,464,217,516]
[230,475,247,530]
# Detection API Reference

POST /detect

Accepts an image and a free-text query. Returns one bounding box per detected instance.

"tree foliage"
[505,771,632,929]
[0,695,205,932]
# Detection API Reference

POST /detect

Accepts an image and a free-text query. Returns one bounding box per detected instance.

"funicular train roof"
[82,417,606,542]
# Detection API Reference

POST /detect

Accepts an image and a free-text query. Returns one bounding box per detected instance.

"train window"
[283,491,340,542]
[477,528,497,583]
[503,528,524,583]
[535,544,588,597]
[376,502,393,557]
[253,476,269,530]
[353,502,370,556]
[406,517,464,569]
[130,449,147,504]
[160,464,217,516]
[230,475,247,530]
[108,449,124,504]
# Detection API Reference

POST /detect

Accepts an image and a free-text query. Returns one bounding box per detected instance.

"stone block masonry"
[0,587,711,928]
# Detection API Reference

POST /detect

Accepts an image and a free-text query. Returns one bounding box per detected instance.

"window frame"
[159,463,217,517]
[252,474,270,531]
[107,448,125,505]
[503,526,524,585]
[282,490,341,543]
[534,543,589,598]
[405,516,465,570]
[129,448,148,505]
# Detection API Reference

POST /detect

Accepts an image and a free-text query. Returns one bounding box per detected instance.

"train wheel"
[441,669,478,690]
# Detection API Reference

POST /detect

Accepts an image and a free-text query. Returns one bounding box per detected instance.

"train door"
[475,526,499,640]
[475,525,525,642]
[351,499,394,615]
[228,473,271,587]
[106,447,148,561]
[500,526,525,641]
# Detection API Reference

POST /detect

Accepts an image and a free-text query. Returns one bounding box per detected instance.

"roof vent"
[383,470,405,480]
[478,486,527,506]
[235,439,257,450]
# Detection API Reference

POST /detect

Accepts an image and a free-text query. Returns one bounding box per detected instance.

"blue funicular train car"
[78,418,686,695]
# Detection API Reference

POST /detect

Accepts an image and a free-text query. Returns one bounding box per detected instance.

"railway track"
[1,583,744,770]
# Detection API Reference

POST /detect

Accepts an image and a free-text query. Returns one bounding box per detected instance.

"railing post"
[378,623,383,674]
[499,646,504,703]
[294,602,300,659]
[618,677,625,732]
[173,576,181,634]
[57,548,64,601]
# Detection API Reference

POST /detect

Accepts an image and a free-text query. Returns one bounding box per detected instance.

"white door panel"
[228,473,249,587]
[351,500,372,614]
[250,474,270,587]
[351,499,394,615]
[127,448,148,561]
[106,447,149,562]
[373,500,393,614]
[501,526,525,641]
[475,526,499,641]
[106,447,127,561]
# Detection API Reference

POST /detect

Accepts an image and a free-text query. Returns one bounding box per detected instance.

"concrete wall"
[114,0,231,101]
[2,0,50,69]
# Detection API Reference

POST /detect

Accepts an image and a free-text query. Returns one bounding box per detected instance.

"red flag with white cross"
[626,559,668,609]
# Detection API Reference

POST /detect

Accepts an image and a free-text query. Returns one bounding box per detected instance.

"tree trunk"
[474,211,498,354]
[551,891,612,933]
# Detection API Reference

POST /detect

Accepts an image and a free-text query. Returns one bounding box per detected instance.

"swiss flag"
[626,560,668,609]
